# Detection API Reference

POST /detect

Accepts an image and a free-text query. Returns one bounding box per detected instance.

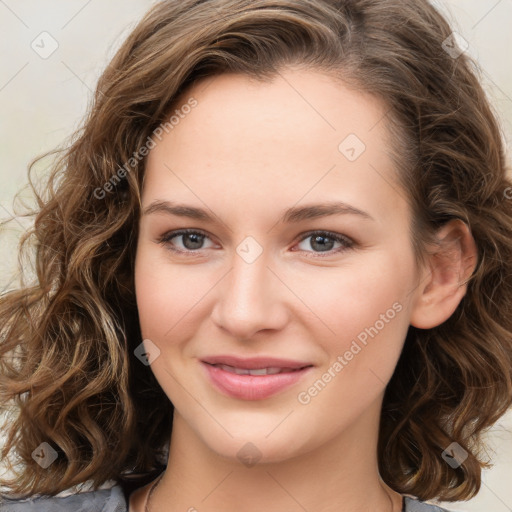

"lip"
[200,355,314,401]
[201,355,312,370]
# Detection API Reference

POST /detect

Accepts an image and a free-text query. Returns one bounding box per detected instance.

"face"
[134,68,423,463]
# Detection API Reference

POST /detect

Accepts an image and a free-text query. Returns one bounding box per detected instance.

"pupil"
[184,233,203,250]
[312,235,333,252]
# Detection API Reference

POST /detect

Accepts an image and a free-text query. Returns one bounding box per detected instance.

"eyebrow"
[142,200,374,224]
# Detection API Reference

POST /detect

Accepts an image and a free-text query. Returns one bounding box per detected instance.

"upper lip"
[201,355,313,370]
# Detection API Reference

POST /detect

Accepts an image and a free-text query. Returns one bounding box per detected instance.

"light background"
[0,1,511,510]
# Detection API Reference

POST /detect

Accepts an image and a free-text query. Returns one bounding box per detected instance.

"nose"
[210,250,289,340]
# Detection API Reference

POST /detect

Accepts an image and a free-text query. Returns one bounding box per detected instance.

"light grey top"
[0,485,462,511]
[0,484,127,511]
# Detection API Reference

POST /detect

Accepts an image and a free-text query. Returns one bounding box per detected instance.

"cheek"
[295,270,410,426]
[296,254,414,396]
[134,246,216,342]
[299,254,412,338]
[135,235,415,354]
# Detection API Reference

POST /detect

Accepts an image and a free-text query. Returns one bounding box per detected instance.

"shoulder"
[0,483,128,511]
[0,487,467,512]
[404,495,466,512]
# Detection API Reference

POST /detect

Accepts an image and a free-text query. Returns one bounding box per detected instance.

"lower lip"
[201,362,313,400]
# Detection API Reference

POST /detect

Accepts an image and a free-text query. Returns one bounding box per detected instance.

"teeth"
[215,364,294,376]
[250,368,274,375]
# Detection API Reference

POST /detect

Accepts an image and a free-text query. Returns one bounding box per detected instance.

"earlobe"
[410,219,478,330]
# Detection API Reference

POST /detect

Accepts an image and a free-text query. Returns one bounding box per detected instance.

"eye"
[157,229,355,257]
[158,229,215,253]
[293,230,354,256]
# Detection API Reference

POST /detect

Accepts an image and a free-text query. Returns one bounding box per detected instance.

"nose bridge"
[212,246,288,338]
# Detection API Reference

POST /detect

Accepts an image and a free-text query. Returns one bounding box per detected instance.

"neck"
[149,395,403,512]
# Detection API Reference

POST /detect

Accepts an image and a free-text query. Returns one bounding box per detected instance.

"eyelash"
[157,228,355,258]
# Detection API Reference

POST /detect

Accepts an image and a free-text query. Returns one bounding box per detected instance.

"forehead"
[143,68,409,227]
[161,69,389,159]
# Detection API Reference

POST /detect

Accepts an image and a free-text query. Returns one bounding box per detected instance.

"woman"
[1,1,511,511]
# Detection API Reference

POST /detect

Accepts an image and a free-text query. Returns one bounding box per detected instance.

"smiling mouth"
[202,361,314,400]
[207,363,311,376]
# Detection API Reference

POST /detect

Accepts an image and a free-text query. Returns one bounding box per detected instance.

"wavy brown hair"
[1,0,512,503]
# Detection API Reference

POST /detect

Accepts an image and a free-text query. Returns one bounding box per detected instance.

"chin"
[198,424,313,466]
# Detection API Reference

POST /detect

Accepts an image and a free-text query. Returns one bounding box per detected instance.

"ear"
[410,219,478,329]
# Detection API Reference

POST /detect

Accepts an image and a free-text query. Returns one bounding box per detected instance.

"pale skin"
[130,68,477,512]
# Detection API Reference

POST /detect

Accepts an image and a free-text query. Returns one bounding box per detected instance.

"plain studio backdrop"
[0,1,511,510]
